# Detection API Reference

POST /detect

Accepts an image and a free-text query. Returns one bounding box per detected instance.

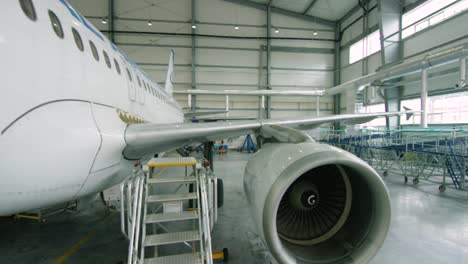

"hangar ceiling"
[244,0,360,21]
[67,0,371,119]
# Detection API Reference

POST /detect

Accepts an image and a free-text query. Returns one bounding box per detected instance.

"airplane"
[1,0,412,263]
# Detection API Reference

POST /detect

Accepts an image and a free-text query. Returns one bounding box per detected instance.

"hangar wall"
[70,0,335,119]
[339,0,468,113]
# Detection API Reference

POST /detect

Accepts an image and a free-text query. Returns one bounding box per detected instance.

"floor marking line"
[53,230,95,264]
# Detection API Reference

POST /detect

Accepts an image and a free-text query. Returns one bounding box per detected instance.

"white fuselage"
[0,0,184,215]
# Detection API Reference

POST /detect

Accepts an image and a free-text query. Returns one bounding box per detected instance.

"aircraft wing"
[123,111,412,159]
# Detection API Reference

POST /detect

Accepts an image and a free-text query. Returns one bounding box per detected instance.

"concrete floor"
[1,151,468,263]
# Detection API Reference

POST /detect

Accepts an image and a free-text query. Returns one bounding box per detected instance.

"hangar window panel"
[19,0,37,21]
[401,92,468,125]
[114,58,121,75]
[48,10,64,39]
[402,0,468,39]
[103,51,111,69]
[349,30,381,64]
[89,41,99,61]
[72,28,84,51]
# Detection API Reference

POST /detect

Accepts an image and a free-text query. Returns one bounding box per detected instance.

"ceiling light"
[274,28,279,34]
[147,21,152,26]
[191,24,197,29]
[313,31,318,36]
[234,25,239,30]
[101,18,107,24]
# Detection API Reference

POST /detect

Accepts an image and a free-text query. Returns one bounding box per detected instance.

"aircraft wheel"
[383,171,388,177]
[404,176,408,183]
[439,185,446,192]
[413,178,419,185]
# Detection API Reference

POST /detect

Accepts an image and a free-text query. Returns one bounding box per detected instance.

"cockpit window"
[19,0,37,21]
[89,41,99,61]
[103,50,111,69]
[48,10,64,39]
[72,28,84,51]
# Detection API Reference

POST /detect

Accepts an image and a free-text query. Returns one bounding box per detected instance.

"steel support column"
[257,47,264,118]
[332,22,341,129]
[421,69,428,128]
[191,0,197,112]
[266,3,272,118]
[108,0,115,42]
[378,0,403,129]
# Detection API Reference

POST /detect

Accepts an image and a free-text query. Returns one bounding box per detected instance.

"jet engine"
[244,142,391,264]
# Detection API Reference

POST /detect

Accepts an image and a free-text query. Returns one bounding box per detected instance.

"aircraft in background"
[0,1,412,263]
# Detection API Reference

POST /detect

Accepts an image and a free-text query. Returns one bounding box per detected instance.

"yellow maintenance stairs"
[121,157,226,264]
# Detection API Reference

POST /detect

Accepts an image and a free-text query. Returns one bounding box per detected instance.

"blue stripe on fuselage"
[58,0,104,41]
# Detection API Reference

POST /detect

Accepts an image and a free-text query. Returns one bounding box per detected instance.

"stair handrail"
[126,174,146,264]
[199,169,213,264]
[120,168,144,239]
[447,140,464,176]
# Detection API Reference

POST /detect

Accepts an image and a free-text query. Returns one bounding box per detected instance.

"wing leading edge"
[123,111,413,159]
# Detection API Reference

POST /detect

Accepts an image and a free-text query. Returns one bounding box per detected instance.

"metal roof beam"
[338,0,369,26]
[302,0,319,15]
[223,0,336,28]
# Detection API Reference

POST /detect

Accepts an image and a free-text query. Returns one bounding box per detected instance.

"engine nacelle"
[244,142,391,263]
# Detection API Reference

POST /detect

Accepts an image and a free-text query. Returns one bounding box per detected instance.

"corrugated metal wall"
[70,0,335,119]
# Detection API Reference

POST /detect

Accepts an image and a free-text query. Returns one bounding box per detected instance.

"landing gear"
[412,178,419,185]
[383,171,388,177]
[439,185,446,192]
[404,176,408,183]
[204,141,214,171]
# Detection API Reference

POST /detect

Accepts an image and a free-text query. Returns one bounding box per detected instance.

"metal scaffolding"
[320,129,468,192]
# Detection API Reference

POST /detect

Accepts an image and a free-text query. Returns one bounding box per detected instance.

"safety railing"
[120,170,146,264]
[320,129,468,192]
[197,168,213,264]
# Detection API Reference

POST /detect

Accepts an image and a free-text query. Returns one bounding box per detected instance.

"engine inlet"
[276,165,352,245]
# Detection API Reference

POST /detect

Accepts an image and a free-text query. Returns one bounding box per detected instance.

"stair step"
[145,230,200,246]
[148,157,197,168]
[146,211,198,224]
[144,252,201,264]
[148,177,196,184]
[147,193,197,203]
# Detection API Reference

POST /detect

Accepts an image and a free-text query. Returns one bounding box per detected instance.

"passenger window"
[72,28,84,51]
[48,10,64,39]
[114,58,121,74]
[19,0,37,21]
[103,51,111,69]
[137,76,141,87]
[126,68,133,82]
[89,41,99,61]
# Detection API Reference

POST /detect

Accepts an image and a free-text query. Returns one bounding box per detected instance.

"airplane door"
[122,58,136,101]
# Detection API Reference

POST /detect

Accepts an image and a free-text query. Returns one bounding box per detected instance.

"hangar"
[1,0,468,263]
